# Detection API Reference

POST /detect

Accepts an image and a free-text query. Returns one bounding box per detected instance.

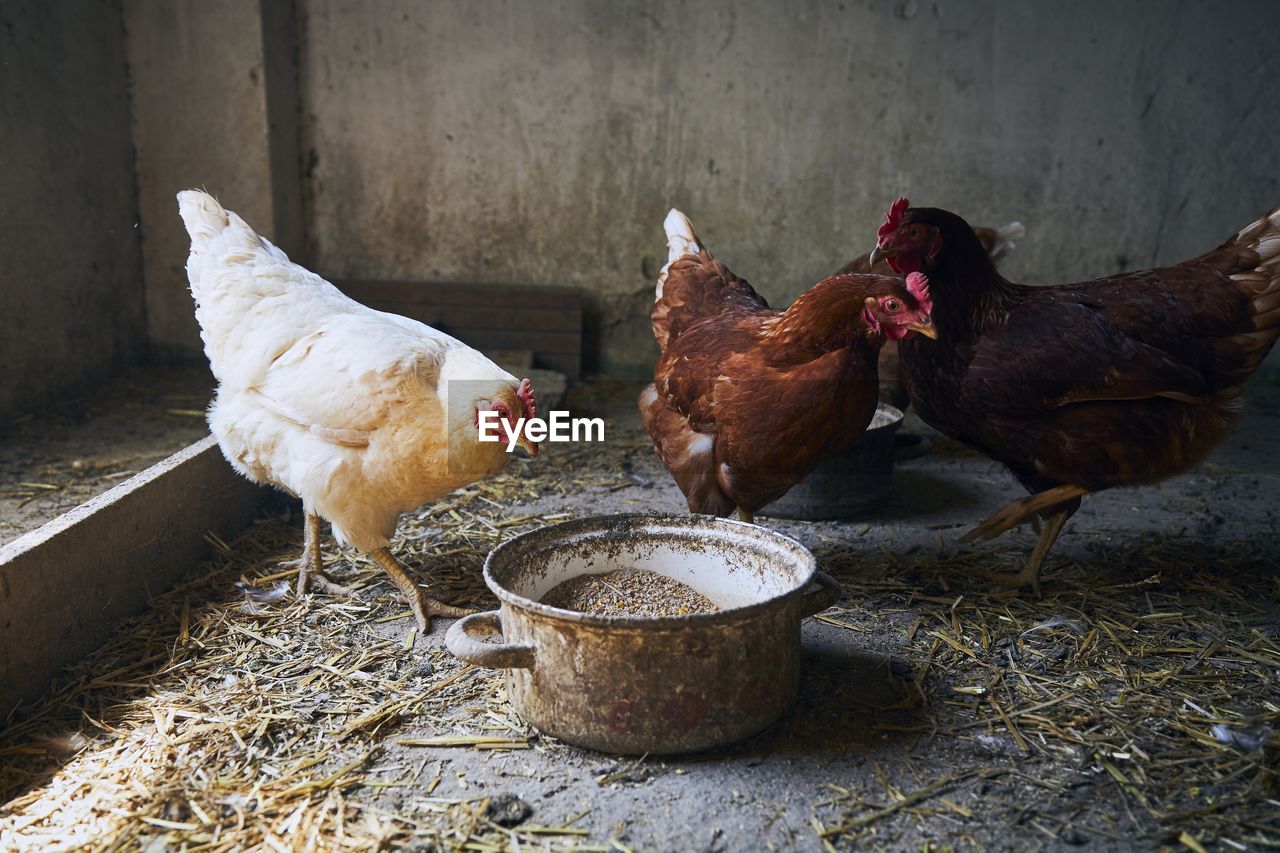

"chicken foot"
[960,484,1089,543]
[972,501,1080,598]
[369,548,475,632]
[736,507,756,524]
[289,512,357,598]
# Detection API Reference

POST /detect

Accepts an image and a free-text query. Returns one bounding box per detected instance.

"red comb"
[517,377,536,419]
[876,197,909,245]
[905,271,932,313]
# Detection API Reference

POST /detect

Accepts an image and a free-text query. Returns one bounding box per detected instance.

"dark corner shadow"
[883,469,986,520]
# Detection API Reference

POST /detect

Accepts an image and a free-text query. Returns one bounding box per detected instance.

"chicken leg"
[736,507,755,524]
[1015,501,1079,597]
[289,511,356,598]
[964,489,1085,597]
[960,484,1089,543]
[369,548,475,632]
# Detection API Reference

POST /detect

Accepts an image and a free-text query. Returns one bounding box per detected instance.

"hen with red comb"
[640,207,937,523]
[179,189,538,634]
[872,197,1280,595]
[832,204,1021,411]
[877,197,910,247]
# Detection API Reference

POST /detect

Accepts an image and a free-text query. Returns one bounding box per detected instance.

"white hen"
[178,190,538,631]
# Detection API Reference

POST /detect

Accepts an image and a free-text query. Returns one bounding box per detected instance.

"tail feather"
[988,220,1025,262]
[1235,205,1280,258]
[1234,206,1280,330]
[177,189,266,255]
[664,209,700,262]
[176,190,230,248]
[656,208,701,302]
[650,208,771,350]
[178,189,285,303]
[177,190,321,381]
[1217,205,1280,383]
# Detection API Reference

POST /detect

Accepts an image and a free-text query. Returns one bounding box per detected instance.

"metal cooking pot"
[444,513,840,754]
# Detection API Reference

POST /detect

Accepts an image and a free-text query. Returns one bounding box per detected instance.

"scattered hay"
[1,390,1278,849]
[0,429,642,851]
[812,535,1280,848]
[0,365,213,545]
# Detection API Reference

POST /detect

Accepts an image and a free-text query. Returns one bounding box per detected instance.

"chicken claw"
[970,562,1047,599]
[960,484,1088,543]
[968,508,1075,599]
[289,512,357,598]
[963,488,1086,597]
[370,548,475,632]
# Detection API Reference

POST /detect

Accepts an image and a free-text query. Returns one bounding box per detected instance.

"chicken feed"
[539,568,719,617]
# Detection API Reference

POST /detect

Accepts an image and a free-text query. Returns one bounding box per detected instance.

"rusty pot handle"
[799,571,842,618]
[444,610,536,670]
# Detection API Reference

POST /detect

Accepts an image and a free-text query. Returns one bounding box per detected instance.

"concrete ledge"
[0,435,270,717]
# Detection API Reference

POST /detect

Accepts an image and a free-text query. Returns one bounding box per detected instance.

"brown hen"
[837,220,1024,409]
[871,198,1280,593]
[640,209,936,521]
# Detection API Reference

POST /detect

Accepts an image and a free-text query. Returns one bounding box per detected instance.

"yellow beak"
[907,317,938,339]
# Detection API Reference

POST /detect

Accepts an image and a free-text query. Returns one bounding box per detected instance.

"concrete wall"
[4,1,1279,384]
[0,0,144,417]
[296,0,1280,376]
[124,0,305,362]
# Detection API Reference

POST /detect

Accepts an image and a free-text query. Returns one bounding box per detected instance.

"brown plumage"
[837,221,1025,409]
[640,209,936,521]
[871,199,1280,593]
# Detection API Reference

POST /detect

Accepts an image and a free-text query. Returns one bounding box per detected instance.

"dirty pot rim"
[481,512,819,630]
[864,402,905,432]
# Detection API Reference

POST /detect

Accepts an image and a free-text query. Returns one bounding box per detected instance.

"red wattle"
[862,306,881,334]
[890,255,921,275]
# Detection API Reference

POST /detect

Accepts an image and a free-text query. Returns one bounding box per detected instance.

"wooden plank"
[371,304,443,327]
[531,352,581,377]
[340,281,582,310]
[442,327,580,354]
[365,304,443,329]
[433,305,581,332]
[0,436,270,717]
[334,280,583,380]
[356,303,578,333]
[484,350,534,370]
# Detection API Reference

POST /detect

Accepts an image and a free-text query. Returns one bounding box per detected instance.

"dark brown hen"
[640,209,936,521]
[837,220,1025,409]
[871,198,1280,593]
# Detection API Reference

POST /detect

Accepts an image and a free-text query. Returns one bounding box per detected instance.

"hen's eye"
[884,298,903,313]
[907,226,922,240]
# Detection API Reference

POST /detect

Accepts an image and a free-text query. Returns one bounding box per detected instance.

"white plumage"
[655,208,700,301]
[178,190,537,630]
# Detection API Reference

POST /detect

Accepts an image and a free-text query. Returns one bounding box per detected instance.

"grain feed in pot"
[540,568,719,617]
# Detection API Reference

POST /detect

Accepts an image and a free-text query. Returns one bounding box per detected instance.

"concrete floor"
[3,374,1278,849]
[0,364,213,546]
[363,377,1280,850]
